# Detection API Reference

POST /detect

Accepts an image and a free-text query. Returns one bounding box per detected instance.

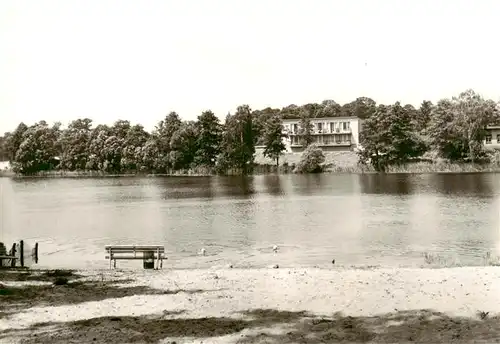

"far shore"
[1,266,500,343]
[3,161,500,178]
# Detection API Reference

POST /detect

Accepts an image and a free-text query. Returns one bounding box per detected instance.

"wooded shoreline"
[3,161,500,178]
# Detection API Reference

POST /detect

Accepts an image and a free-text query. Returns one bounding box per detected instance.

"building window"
[330,122,334,133]
[317,123,323,133]
[292,124,298,134]
[496,134,500,143]
[343,122,350,130]
[486,135,492,144]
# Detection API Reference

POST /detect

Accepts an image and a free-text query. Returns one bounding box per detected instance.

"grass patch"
[422,251,500,267]
[326,161,500,174]
[0,279,212,312]
[3,309,499,344]
[484,252,500,266]
[384,162,500,174]
[0,269,81,282]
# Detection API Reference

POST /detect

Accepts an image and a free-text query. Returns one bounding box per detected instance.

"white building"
[281,116,361,153]
[484,125,500,149]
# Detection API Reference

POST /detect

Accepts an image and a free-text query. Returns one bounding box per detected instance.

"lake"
[0,173,499,270]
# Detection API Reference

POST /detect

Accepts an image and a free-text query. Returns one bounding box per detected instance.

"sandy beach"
[1,266,500,343]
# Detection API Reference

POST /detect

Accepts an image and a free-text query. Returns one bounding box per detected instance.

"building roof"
[282,116,359,123]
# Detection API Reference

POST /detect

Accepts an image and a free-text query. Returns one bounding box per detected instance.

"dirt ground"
[1,269,500,343]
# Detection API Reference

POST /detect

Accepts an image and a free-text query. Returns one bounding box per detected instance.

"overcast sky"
[1,0,499,133]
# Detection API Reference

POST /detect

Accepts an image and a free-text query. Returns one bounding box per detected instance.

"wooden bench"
[104,245,166,269]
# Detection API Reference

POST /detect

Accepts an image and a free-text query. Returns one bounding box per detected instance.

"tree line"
[0,89,499,175]
[0,105,291,175]
[358,89,500,171]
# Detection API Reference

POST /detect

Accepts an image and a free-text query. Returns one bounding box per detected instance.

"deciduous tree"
[13,121,61,174]
[294,144,325,173]
[58,118,93,171]
[262,115,287,167]
[218,105,258,174]
[298,111,314,147]
[195,110,222,167]
[359,102,426,171]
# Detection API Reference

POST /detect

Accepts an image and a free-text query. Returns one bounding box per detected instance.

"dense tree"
[195,111,222,167]
[341,97,377,119]
[298,110,314,147]
[4,123,28,162]
[169,121,199,170]
[218,105,258,174]
[2,89,500,175]
[280,104,301,119]
[0,136,8,161]
[12,121,61,174]
[359,102,427,171]
[86,124,112,171]
[58,118,93,171]
[262,115,287,167]
[121,124,150,171]
[416,100,433,132]
[111,120,132,139]
[427,99,467,161]
[427,90,499,162]
[253,107,281,145]
[317,100,342,118]
[101,135,125,172]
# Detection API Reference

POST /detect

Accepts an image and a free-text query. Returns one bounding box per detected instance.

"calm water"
[0,173,499,270]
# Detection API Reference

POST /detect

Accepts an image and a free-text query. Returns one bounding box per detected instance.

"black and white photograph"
[1,0,500,343]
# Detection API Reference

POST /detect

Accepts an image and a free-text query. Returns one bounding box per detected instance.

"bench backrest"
[105,245,165,253]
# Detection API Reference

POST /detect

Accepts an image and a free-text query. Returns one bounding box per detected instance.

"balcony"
[320,128,352,134]
[290,141,352,148]
[287,128,352,135]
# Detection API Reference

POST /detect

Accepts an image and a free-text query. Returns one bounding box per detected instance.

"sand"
[1,266,500,343]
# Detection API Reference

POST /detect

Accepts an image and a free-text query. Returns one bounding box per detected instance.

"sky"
[1,0,500,133]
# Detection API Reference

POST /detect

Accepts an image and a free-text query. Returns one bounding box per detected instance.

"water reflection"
[303,174,326,195]
[262,175,284,196]
[159,177,214,200]
[358,174,414,195]
[213,176,255,198]
[427,173,495,197]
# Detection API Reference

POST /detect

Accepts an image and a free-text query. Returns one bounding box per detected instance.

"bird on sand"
[272,245,279,253]
[199,248,206,256]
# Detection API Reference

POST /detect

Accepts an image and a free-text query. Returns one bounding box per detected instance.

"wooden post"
[32,243,39,264]
[19,240,24,267]
[10,243,16,267]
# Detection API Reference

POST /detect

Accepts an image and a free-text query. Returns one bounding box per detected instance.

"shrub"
[293,144,326,173]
